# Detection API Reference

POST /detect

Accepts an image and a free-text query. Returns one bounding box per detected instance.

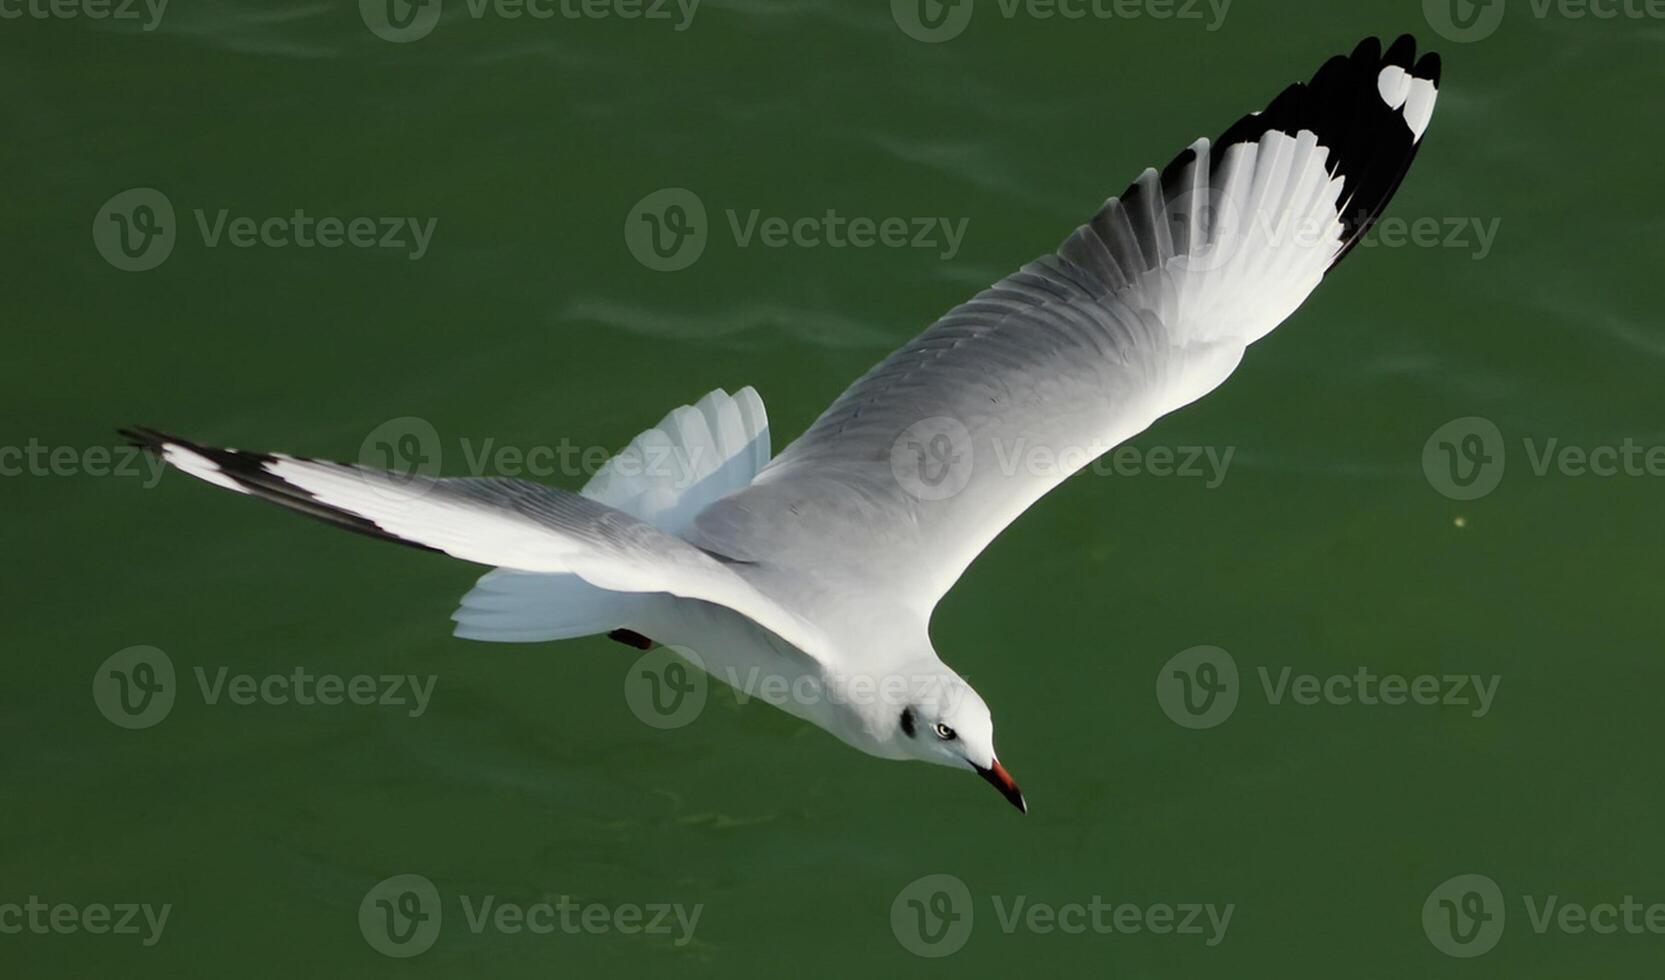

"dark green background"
[5,0,1663,975]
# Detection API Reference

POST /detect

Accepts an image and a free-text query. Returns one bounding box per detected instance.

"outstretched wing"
[123,428,828,659]
[689,35,1440,615]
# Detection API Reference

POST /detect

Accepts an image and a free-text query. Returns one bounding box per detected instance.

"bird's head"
[887,665,1025,813]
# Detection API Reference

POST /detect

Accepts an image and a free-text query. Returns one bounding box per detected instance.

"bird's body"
[128,35,1441,812]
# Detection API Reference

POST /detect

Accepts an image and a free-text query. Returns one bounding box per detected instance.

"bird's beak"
[975,758,1027,814]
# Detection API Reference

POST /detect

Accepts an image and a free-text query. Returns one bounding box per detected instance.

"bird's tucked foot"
[608,629,656,650]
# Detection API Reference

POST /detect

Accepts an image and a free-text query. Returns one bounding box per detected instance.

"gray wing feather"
[689,129,1349,614]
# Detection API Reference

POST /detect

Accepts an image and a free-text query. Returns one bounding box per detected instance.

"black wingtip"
[119,426,165,453]
[1415,50,1442,85]
[1233,34,1442,270]
[126,427,446,557]
[1383,35,1443,86]
[1351,35,1383,65]
[1384,33,1417,67]
[120,426,218,461]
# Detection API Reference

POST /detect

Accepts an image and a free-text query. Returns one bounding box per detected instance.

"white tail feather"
[451,387,770,644]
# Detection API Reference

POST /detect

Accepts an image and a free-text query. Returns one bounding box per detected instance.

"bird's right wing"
[689,36,1439,617]
[124,428,830,660]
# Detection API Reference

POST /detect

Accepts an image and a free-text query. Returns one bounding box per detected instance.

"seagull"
[125,35,1439,814]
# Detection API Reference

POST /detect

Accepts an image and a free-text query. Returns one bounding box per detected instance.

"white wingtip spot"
[1377,64,1437,142]
[1402,77,1437,141]
[1377,65,1411,109]
[162,444,250,494]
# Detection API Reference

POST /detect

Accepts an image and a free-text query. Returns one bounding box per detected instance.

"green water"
[6,0,1665,976]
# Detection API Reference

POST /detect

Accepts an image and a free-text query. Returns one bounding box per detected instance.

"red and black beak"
[975,759,1027,814]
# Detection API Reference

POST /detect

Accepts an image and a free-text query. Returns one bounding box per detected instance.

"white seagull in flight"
[127,36,1439,813]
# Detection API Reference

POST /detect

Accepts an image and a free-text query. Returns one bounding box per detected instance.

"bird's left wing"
[688,36,1439,616]
[123,428,830,659]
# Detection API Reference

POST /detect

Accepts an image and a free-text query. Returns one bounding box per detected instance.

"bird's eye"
[934,723,956,740]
